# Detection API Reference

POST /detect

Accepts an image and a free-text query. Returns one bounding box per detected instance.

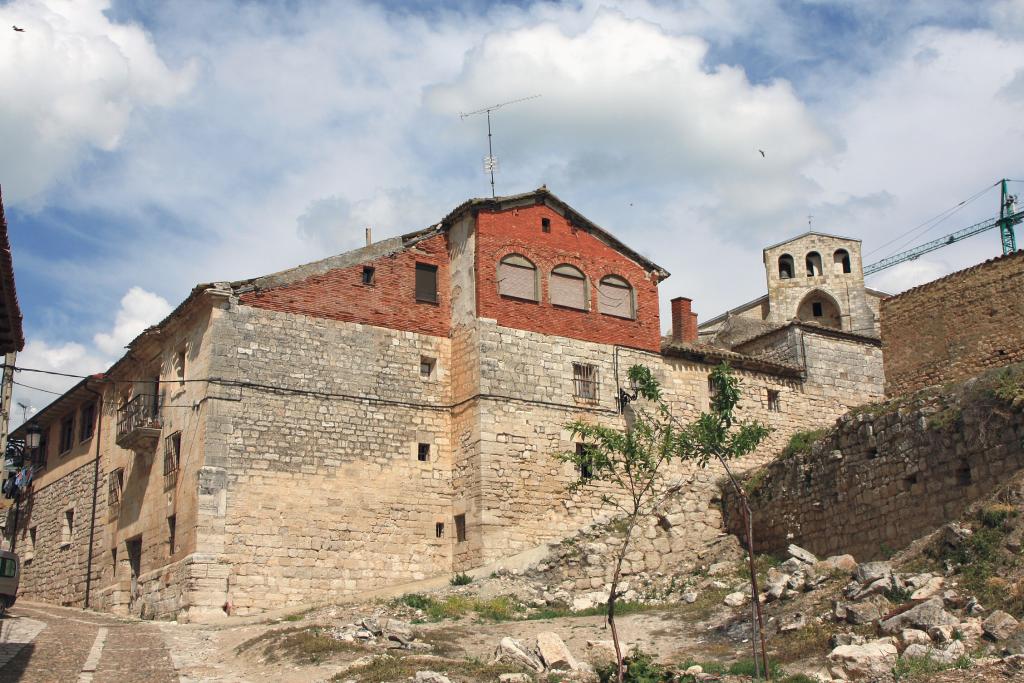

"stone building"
[7,189,884,621]
[699,231,887,346]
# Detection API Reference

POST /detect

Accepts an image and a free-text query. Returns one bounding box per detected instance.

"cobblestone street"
[0,601,179,682]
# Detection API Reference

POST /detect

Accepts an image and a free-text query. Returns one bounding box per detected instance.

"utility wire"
[865,181,997,259]
[12,380,199,409]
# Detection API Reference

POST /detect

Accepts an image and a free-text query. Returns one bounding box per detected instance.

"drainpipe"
[84,375,105,609]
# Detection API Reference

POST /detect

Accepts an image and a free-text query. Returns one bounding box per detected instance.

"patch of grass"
[927,405,962,431]
[780,429,827,460]
[980,503,1016,529]
[737,553,783,586]
[236,626,363,664]
[449,572,473,586]
[597,650,671,683]
[394,593,529,622]
[527,599,653,621]
[893,653,972,681]
[333,654,528,683]
[884,584,914,604]
[744,468,769,495]
[769,624,833,664]
[675,658,788,682]
[991,365,1024,404]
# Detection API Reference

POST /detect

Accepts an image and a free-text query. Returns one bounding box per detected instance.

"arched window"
[778,254,794,279]
[598,275,634,319]
[806,251,822,277]
[834,249,851,274]
[497,254,538,301]
[550,264,587,310]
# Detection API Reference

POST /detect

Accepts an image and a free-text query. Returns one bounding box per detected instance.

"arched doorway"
[797,290,842,329]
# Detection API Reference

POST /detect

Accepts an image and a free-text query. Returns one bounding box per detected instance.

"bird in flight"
[12,25,25,32]
[758,149,765,158]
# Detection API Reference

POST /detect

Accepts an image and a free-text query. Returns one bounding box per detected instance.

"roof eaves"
[660,340,803,378]
[0,187,25,352]
[762,230,862,253]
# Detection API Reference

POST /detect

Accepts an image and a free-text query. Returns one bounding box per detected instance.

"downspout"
[84,375,105,609]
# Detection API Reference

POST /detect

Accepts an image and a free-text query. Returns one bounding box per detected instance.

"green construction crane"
[864,179,1022,276]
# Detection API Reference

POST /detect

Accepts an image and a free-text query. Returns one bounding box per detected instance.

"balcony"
[116,394,162,452]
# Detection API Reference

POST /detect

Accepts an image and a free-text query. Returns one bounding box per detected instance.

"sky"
[2,0,1024,421]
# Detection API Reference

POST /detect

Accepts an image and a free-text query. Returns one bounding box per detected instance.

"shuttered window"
[497,255,538,301]
[415,263,438,303]
[598,275,634,319]
[550,265,587,310]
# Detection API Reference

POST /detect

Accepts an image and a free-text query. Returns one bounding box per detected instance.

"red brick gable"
[475,204,662,352]
[239,234,450,338]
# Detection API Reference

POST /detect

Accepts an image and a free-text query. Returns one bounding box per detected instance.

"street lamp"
[10,421,41,552]
[25,421,41,452]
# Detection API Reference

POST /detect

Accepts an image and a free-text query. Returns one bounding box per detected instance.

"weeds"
[449,572,473,586]
[236,626,362,664]
[332,654,527,683]
[892,653,972,680]
[780,429,827,460]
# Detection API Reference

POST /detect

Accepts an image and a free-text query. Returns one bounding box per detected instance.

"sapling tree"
[559,362,771,683]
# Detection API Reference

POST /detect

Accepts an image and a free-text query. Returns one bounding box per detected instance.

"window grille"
[573,363,599,402]
[108,468,124,506]
[164,432,181,479]
[767,389,781,412]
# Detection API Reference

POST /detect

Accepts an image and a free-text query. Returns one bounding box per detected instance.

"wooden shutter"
[498,257,537,300]
[598,277,634,318]
[550,266,586,309]
[415,263,438,302]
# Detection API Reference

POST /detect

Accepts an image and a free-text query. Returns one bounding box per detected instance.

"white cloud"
[0,0,196,204]
[869,259,950,295]
[9,339,106,428]
[93,286,172,356]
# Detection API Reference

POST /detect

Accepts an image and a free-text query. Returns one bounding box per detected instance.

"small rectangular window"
[362,266,375,285]
[417,443,431,462]
[454,514,467,543]
[111,548,117,574]
[435,522,445,538]
[541,217,551,233]
[167,515,176,556]
[79,403,96,442]
[62,509,74,547]
[108,468,124,506]
[415,263,438,303]
[767,389,781,413]
[812,302,823,317]
[576,443,594,480]
[0,557,15,578]
[164,432,181,478]
[572,363,599,402]
[420,356,436,379]
[34,431,48,470]
[59,415,75,454]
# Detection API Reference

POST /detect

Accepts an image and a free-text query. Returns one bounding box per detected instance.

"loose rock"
[984,610,1021,641]
[536,632,578,671]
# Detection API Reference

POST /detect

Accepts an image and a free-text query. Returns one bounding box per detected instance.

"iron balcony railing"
[116,394,162,440]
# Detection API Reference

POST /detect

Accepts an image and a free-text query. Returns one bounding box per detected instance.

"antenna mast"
[459,94,541,198]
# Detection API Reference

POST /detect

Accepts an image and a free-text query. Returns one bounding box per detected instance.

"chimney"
[688,311,699,343]
[671,297,692,343]
[365,227,373,246]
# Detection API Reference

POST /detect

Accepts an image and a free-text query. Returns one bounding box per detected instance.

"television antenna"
[459,94,541,198]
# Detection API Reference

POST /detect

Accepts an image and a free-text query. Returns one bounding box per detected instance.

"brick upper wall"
[239,234,451,338]
[882,249,1024,396]
[475,204,662,352]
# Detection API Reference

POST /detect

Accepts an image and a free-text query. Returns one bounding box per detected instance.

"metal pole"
[999,178,1018,255]
[487,109,496,199]
[1,352,15,552]
[84,378,104,609]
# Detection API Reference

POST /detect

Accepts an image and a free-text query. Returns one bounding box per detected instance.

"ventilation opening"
[435,522,445,538]
[417,443,431,462]
[541,217,551,233]
[866,447,878,460]
[956,463,972,486]
[901,474,918,492]
[362,266,375,285]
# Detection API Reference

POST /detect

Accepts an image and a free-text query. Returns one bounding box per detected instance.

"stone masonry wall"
[14,459,105,607]
[882,249,1024,397]
[204,303,454,615]
[723,365,1024,561]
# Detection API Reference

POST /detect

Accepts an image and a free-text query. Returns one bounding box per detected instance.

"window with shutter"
[497,254,538,301]
[598,275,634,319]
[415,263,438,303]
[550,265,587,310]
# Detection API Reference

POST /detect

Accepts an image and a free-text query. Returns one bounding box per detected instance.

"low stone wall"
[723,364,1024,561]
